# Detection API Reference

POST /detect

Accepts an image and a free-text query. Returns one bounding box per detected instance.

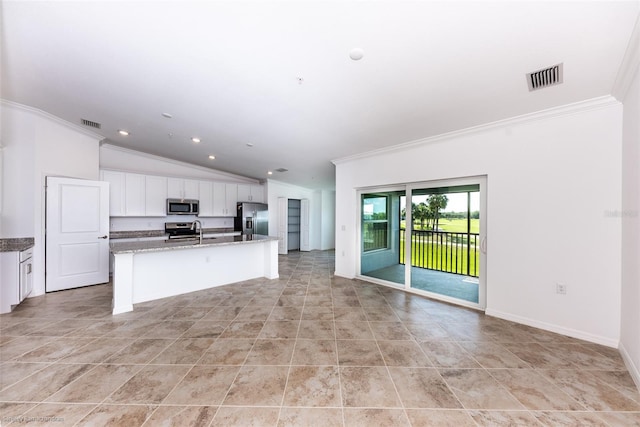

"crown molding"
[612,13,640,102]
[332,95,620,165]
[0,99,105,141]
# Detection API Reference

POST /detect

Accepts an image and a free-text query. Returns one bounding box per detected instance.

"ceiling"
[2,1,638,190]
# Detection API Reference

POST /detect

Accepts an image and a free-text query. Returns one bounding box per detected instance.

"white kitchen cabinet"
[168,178,199,199]
[237,184,264,203]
[212,182,238,216]
[145,175,168,216]
[124,173,145,216]
[101,170,168,217]
[101,170,126,216]
[198,180,214,217]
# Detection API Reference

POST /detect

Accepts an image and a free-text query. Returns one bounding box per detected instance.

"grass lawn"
[401,218,479,233]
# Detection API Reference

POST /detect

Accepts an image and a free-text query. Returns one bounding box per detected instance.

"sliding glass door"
[360,189,406,287]
[358,177,486,309]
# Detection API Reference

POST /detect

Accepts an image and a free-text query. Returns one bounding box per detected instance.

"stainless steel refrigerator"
[235,202,268,236]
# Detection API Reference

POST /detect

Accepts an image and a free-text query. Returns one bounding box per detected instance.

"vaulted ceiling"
[2,1,638,190]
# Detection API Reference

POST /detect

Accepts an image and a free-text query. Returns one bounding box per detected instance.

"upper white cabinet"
[198,180,214,217]
[237,184,265,203]
[101,170,167,217]
[101,170,252,218]
[101,170,126,216]
[124,173,146,216]
[167,178,199,199]
[145,175,168,216]
[211,182,238,216]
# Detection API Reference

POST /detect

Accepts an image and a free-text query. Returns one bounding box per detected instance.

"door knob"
[98,235,108,239]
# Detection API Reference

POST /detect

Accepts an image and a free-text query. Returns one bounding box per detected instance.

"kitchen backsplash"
[109,216,233,232]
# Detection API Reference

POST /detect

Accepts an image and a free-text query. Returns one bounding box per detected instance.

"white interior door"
[277,197,287,254]
[46,177,110,292]
[300,199,310,251]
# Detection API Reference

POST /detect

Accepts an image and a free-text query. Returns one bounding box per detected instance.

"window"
[362,195,389,251]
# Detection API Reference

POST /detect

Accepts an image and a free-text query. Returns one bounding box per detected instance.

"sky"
[407,192,479,213]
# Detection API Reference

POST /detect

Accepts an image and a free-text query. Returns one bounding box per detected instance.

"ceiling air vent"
[274,168,288,173]
[526,63,563,91]
[81,118,101,129]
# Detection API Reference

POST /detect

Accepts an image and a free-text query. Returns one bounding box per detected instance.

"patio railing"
[400,229,480,277]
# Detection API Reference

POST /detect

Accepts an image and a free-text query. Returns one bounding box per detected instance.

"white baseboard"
[619,343,640,392]
[485,308,619,348]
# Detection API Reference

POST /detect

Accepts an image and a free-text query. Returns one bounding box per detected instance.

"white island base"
[111,236,279,315]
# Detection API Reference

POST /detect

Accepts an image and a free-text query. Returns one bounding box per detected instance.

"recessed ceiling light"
[118,129,129,136]
[349,48,364,61]
[267,171,273,175]
[246,143,254,147]
[191,137,201,143]
[208,155,215,160]
[161,112,172,118]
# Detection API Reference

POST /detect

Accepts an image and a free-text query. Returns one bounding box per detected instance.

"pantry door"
[46,177,110,292]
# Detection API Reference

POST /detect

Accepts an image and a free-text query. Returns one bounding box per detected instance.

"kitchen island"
[110,235,279,315]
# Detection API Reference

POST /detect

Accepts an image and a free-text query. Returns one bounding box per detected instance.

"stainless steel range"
[164,222,198,239]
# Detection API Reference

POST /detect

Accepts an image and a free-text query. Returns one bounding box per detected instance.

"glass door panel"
[360,190,406,287]
[408,185,481,304]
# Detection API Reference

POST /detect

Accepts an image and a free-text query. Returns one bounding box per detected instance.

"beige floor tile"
[388,367,462,409]
[291,339,338,365]
[342,408,411,426]
[19,403,97,427]
[283,366,341,407]
[0,363,93,402]
[213,406,280,426]
[405,409,477,426]
[419,341,482,368]
[0,251,637,425]
[489,368,585,411]
[104,338,174,364]
[197,338,254,365]
[468,410,542,426]
[278,407,343,427]
[223,365,288,406]
[163,365,240,405]
[77,404,156,426]
[340,366,401,407]
[532,410,610,426]
[336,340,385,366]
[150,338,215,364]
[106,365,191,404]
[145,405,217,427]
[219,321,265,339]
[378,340,433,367]
[259,321,300,339]
[46,364,141,403]
[334,321,374,340]
[440,369,526,410]
[245,339,296,365]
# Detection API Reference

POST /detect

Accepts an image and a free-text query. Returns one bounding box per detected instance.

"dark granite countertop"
[110,234,277,254]
[0,238,35,252]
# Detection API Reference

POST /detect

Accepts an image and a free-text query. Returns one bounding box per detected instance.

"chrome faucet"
[191,220,203,244]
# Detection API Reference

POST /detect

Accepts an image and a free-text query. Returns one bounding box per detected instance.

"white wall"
[1,100,102,297]
[266,179,335,251]
[620,37,640,386]
[334,98,623,346]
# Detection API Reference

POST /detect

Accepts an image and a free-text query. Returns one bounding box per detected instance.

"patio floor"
[363,265,479,303]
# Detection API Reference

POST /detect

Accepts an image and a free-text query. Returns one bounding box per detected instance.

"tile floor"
[1,250,639,426]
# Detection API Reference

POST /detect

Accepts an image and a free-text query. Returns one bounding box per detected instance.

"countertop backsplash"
[109,216,234,232]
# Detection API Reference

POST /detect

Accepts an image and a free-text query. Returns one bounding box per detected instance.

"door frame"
[356,176,487,310]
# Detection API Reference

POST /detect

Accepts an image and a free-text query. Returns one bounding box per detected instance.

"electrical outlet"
[556,283,567,295]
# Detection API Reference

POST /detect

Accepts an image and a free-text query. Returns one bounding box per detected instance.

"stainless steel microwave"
[167,199,199,215]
